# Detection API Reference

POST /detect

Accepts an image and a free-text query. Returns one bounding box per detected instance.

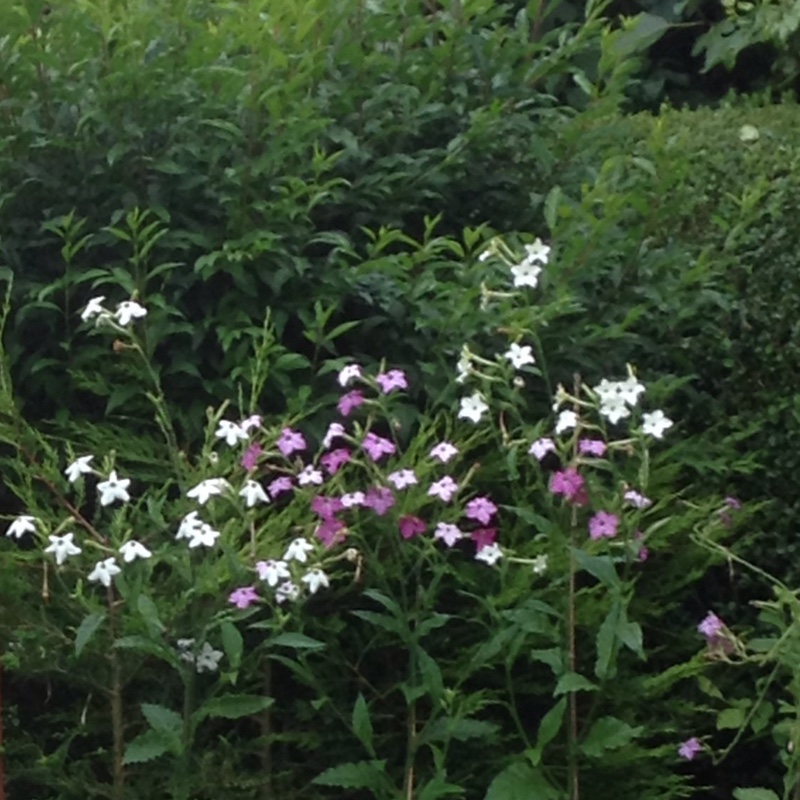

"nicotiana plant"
[0,235,737,800]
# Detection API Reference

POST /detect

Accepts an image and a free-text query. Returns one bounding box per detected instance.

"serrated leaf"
[197,694,273,721]
[75,611,106,657]
[123,730,172,765]
[580,716,643,757]
[141,703,182,736]
[352,694,374,755]
[485,762,559,800]
[312,760,392,792]
[419,717,500,745]
[554,672,598,696]
[572,548,619,589]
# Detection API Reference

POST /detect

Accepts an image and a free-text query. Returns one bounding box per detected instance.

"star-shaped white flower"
[187,524,220,549]
[256,559,291,587]
[176,511,204,541]
[619,376,646,406]
[97,471,131,506]
[239,480,269,508]
[458,392,488,424]
[510,260,542,289]
[88,557,121,587]
[187,478,230,505]
[276,581,300,604]
[297,466,323,486]
[555,410,578,435]
[44,532,82,565]
[642,410,673,439]
[475,543,503,566]
[115,300,147,326]
[523,238,551,264]
[599,397,631,425]
[65,455,95,484]
[503,343,535,369]
[6,515,36,539]
[195,642,223,673]
[119,540,153,563]
[81,296,108,322]
[283,537,314,564]
[301,568,330,595]
[214,419,248,447]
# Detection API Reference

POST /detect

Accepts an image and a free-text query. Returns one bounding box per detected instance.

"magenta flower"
[277,428,307,457]
[267,476,293,499]
[376,369,408,394]
[399,515,426,540]
[316,517,346,548]
[428,476,458,503]
[624,489,652,509]
[320,448,351,475]
[549,468,587,506]
[338,390,365,417]
[241,442,263,471]
[724,496,742,510]
[529,437,556,460]
[228,586,260,609]
[578,438,607,457]
[311,495,344,519]
[363,487,396,516]
[465,496,498,525]
[635,531,649,562]
[362,432,396,461]
[698,612,724,640]
[387,469,417,490]
[430,441,459,463]
[471,528,497,551]
[678,737,702,761]
[588,511,619,540]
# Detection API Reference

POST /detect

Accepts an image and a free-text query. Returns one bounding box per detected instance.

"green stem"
[107,588,126,800]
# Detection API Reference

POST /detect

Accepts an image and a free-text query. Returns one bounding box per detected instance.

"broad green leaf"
[123,730,171,765]
[717,707,746,730]
[485,762,559,800]
[543,186,562,234]
[221,620,243,671]
[572,548,620,589]
[137,595,164,634]
[312,760,393,792]
[418,773,464,800]
[581,716,643,757]
[75,611,106,657]
[613,13,671,58]
[197,694,273,721]
[141,703,182,736]
[554,672,598,696]
[733,790,780,800]
[352,694,374,755]
[418,717,500,745]
[266,632,325,650]
[536,698,566,751]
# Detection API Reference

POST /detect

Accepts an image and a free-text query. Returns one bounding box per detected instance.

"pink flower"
[434,522,463,547]
[588,511,619,540]
[376,369,408,394]
[549,468,587,506]
[338,390,365,417]
[578,438,607,457]
[529,437,556,460]
[316,517,346,548]
[277,428,306,457]
[399,515,426,540]
[362,432,396,461]
[678,737,702,761]
[241,443,263,471]
[429,441,459,463]
[465,496,498,525]
[698,612,724,640]
[363,487,396,516]
[624,489,652,509]
[428,476,458,502]
[471,528,497,551]
[228,586,260,609]
[635,531,648,562]
[267,477,293,498]
[311,495,344,519]
[320,448,351,475]
[387,469,417,490]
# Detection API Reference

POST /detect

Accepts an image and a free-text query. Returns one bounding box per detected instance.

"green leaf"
[554,672,598,696]
[543,186,562,234]
[613,13,671,58]
[266,632,325,650]
[733,790,780,800]
[419,717,500,745]
[417,648,444,703]
[717,707,746,730]
[485,762,559,800]
[572,548,620,589]
[352,694,374,755]
[580,716,643,757]
[137,595,164,634]
[595,602,620,680]
[418,774,464,800]
[75,611,106,657]
[141,703,182,736]
[312,760,393,792]
[197,694,273,721]
[123,730,172,765]
[221,621,243,672]
[536,698,566,751]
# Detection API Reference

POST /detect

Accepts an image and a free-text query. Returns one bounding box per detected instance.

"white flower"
[624,489,652,509]
[115,300,147,326]
[187,524,219,549]
[297,465,323,486]
[599,397,631,425]
[88,557,121,587]
[511,260,542,289]
[239,480,269,508]
[642,410,673,439]
[341,491,365,507]
[65,455,95,483]
[475,543,503,566]
[458,392,488,424]
[283,537,314,563]
[434,522,463,547]
[276,581,300,604]
[44,532,82,565]
[429,442,459,463]
[119,540,152,563]
[338,364,361,387]
[387,469,417,490]
[240,414,262,432]
[214,419,248,447]
[524,238,551,264]
[529,438,556,460]
[176,638,196,663]
[618,376,646,406]
[532,554,548,575]
[97,471,131,506]
[81,296,108,322]
[187,478,230,505]
[301,568,329,594]
[503,343,535,369]
[323,422,345,449]
[256,559,291,587]
[195,642,223,673]
[456,347,473,384]
[555,410,578,435]
[6,515,36,539]
[176,511,204,541]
